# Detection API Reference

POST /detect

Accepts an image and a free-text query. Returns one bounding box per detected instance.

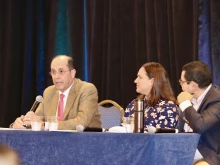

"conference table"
[0,129,200,165]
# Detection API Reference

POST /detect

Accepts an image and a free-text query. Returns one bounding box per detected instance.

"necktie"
[58,94,65,121]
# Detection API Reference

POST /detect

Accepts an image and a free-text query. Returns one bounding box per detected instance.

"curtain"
[0,0,57,126]
[83,0,197,107]
[198,0,220,85]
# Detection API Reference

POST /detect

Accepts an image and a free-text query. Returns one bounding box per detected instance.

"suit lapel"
[63,79,81,119]
[197,85,214,113]
[48,90,59,116]
[197,98,208,113]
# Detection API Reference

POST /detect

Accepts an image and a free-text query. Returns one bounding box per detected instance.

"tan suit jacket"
[35,78,101,130]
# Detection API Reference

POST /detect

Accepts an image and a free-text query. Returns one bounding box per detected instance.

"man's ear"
[190,81,198,87]
[71,69,76,78]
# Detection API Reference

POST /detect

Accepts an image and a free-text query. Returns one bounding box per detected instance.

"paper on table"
[0,127,30,131]
[108,126,127,133]
[50,130,77,132]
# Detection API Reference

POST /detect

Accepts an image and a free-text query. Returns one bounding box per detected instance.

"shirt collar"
[59,82,74,97]
[192,84,212,104]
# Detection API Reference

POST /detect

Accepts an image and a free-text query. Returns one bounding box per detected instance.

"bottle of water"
[133,99,144,133]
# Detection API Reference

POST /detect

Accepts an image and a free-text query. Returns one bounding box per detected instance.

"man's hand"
[13,112,38,129]
[177,91,193,104]
[22,111,38,126]
[13,116,26,129]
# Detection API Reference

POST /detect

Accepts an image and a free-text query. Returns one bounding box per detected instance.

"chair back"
[98,100,124,129]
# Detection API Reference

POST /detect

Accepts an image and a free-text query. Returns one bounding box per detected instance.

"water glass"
[31,116,43,131]
[46,116,59,131]
[122,117,134,133]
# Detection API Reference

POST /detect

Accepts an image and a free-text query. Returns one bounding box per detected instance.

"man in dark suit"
[13,55,101,130]
[177,61,220,165]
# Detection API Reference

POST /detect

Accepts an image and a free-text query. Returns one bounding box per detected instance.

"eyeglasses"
[49,69,72,76]
[179,79,190,84]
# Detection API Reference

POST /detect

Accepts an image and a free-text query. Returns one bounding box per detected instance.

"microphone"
[76,125,105,132]
[148,126,179,134]
[23,95,43,128]
[29,95,43,112]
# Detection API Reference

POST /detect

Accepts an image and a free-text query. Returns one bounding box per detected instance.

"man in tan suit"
[13,55,101,130]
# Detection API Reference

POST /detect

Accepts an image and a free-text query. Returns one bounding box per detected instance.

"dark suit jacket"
[35,78,101,130]
[178,85,220,165]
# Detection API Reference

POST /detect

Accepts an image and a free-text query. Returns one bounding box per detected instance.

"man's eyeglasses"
[179,79,190,84]
[49,69,72,76]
